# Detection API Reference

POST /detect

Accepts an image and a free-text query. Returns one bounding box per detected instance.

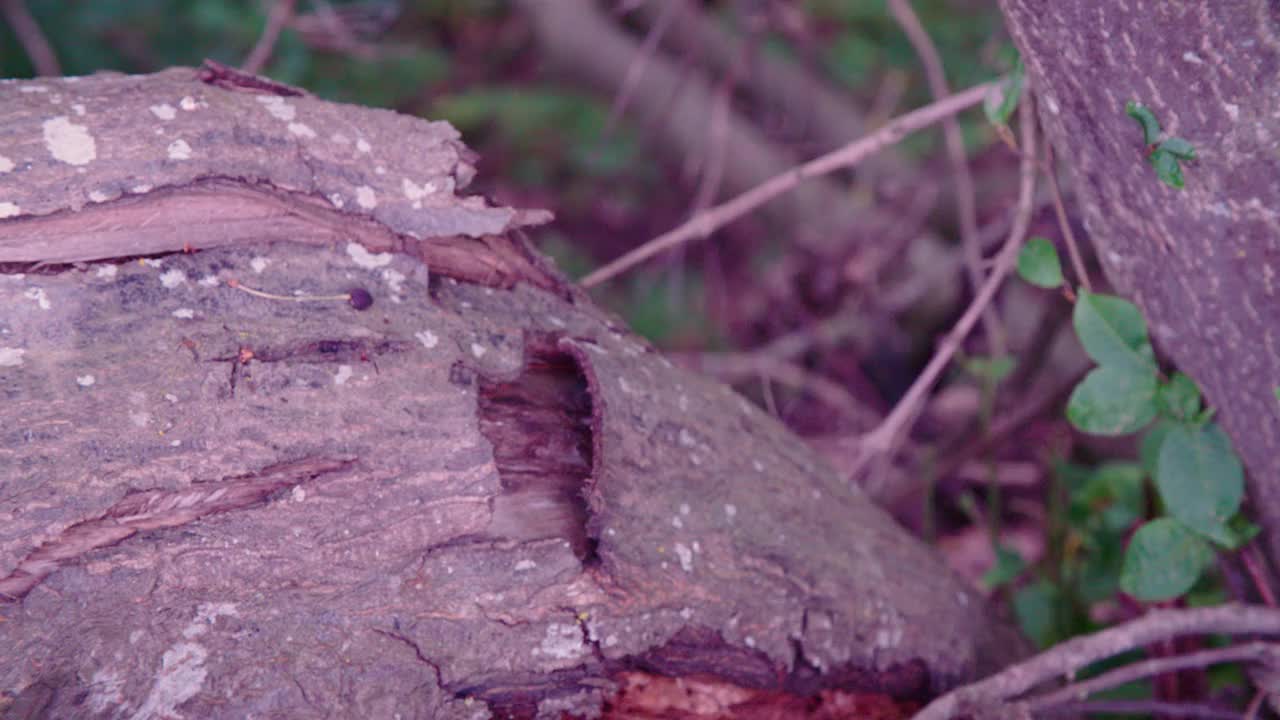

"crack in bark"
[0,455,355,603]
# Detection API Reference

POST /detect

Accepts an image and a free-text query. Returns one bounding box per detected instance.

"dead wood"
[0,65,1020,719]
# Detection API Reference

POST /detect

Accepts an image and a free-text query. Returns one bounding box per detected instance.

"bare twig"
[1027,641,1280,711]
[607,0,679,131]
[242,0,297,75]
[1,0,60,76]
[684,352,880,427]
[849,89,1038,476]
[1243,542,1279,607]
[1039,699,1242,719]
[915,604,1280,720]
[580,81,994,288]
[887,0,1003,355]
[1043,139,1092,292]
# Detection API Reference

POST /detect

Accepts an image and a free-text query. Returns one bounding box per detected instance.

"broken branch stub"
[0,67,1021,718]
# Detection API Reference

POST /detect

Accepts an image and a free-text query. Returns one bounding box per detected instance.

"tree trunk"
[0,65,1019,718]
[999,1,1280,575]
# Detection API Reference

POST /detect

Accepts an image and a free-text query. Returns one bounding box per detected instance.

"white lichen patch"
[95,264,118,279]
[515,559,537,572]
[129,411,150,428]
[618,377,633,394]
[172,308,195,319]
[86,668,125,713]
[19,85,48,93]
[197,274,219,286]
[24,287,51,310]
[0,154,13,172]
[131,184,153,194]
[382,268,405,294]
[159,269,187,288]
[678,428,696,448]
[334,365,353,385]
[0,348,26,367]
[328,193,345,209]
[674,542,694,572]
[256,95,295,121]
[71,103,86,115]
[77,374,96,387]
[150,103,176,120]
[401,178,438,202]
[88,190,110,203]
[356,138,371,153]
[129,642,208,720]
[1224,102,1240,121]
[415,330,439,349]
[679,503,691,516]
[672,516,683,529]
[346,242,392,269]
[288,122,316,139]
[355,185,377,209]
[0,202,18,218]
[470,343,487,359]
[166,139,191,160]
[249,256,270,274]
[42,116,96,165]
[535,624,586,661]
[291,486,307,503]
[724,503,737,519]
[179,95,201,111]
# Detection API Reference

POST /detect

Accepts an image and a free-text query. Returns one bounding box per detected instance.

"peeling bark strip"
[0,456,354,602]
[0,63,557,291]
[0,69,1023,718]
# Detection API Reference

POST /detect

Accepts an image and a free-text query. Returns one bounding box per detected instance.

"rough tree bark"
[0,66,1020,718]
[998,2,1280,576]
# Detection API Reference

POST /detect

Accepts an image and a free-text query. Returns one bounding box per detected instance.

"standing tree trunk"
[999,1,1280,576]
[0,65,1021,718]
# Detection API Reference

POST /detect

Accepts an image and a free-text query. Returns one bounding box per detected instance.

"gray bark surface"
[0,66,1019,718]
[1000,1,1280,569]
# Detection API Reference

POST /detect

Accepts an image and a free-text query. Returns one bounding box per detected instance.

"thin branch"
[887,0,1002,355]
[1243,542,1278,607]
[242,0,297,75]
[849,89,1038,474]
[1043,139,1092,292]
[1027,641,1280,711]
[914,604,1280,720]
[1038,699,1243,719]
[607,0,679,131]
[579,81,995,288]
[1,0,60,76]
[685,352,880,427]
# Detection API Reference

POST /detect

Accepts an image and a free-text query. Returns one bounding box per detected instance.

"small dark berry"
[347,287,373,311]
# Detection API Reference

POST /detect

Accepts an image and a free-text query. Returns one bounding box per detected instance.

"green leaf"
[1077,462,1146,532]
[1151,148,1185,189]
[1156,423,1244,543]
[1158,137,1196,160]
[1125,100,1162,145]
[1120,518,1213,601]
[1220,516,1261,551]
[984,57,1024,127]
[1140,421,1173,477]
[1013,580,1061,649]
[1017,237,1064,289]
[1067,365,1158,435]
[982,545,1026,589]
[962,354,1016,384]
[1073,291,1157,372]
[1158,372,1202,421]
